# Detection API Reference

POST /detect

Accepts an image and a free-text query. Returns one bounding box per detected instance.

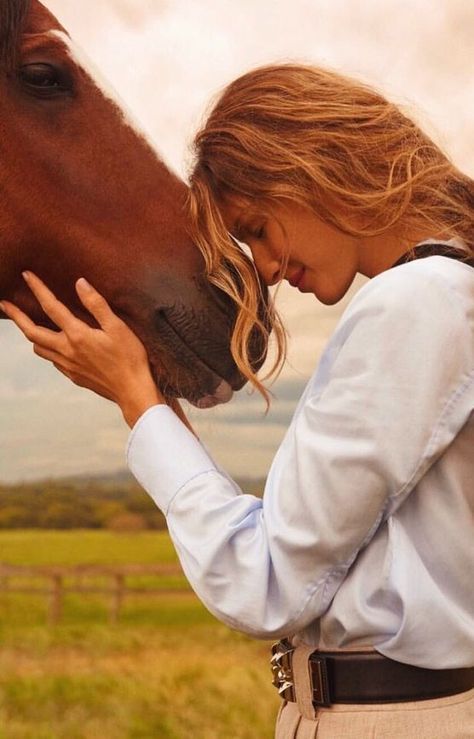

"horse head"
[0,0,267,408]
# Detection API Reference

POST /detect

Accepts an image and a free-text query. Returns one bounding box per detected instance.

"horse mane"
[0,0,31,68]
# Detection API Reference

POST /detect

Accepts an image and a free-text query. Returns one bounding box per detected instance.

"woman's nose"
[254,255,282,286]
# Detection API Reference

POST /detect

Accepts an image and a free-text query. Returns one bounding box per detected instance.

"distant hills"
[0,471,265,530]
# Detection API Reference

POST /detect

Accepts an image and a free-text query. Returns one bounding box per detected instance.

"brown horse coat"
[0,0,266,406]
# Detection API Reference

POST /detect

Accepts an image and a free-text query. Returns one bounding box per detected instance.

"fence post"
[0,564,186,625]
[0,574,9,618]
[49,574,63,626]
[110,573,125,624]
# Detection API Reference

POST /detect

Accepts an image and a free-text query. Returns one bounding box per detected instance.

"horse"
[0,0,267,409]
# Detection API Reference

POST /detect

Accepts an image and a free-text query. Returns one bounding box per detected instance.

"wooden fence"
[0,563,191,625]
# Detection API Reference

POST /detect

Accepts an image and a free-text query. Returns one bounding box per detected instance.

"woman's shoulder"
[320,255,474,369]
[302,253,474,415]
[344,255,474,328]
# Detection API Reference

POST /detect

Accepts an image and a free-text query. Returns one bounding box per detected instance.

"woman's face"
[219,197,360,305]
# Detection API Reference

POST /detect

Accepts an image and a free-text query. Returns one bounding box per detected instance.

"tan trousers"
[274,645,474,738]
[275,690,474,738]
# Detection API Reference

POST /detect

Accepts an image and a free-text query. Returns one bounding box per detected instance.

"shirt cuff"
[125,404,217,513]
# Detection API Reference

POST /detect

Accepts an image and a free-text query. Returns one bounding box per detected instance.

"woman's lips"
[288,267,306,289]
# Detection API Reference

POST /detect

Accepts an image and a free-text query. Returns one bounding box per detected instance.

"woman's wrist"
[121,398,165,429]
[118,379,166,428]
[117,376,196,435]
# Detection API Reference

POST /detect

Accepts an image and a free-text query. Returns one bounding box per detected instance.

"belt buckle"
[310,654,331,707]
[271,640,332,707]
[271,639,296,701]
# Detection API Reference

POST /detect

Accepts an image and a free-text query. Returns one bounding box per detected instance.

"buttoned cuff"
[125,404,217,514]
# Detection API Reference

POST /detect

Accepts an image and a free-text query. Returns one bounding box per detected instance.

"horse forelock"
[0,0,31,67]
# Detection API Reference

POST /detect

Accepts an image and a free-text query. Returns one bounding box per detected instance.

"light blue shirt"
[126,254,474,669]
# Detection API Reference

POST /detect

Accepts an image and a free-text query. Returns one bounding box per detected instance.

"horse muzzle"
[115,267,269,408]
[193,378,234,409]
[150,293,267,407]
[150,304,239,407]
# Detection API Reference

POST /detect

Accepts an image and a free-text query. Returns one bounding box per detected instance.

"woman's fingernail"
[0,302,5,311]
[22,271,31,280]
[77,278,92,290]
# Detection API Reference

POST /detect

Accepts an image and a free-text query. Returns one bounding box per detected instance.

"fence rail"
[0,563,190,624]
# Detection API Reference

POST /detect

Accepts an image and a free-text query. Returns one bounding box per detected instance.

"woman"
[1,64,473,737]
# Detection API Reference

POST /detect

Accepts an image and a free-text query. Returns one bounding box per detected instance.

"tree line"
[0,474,264,530]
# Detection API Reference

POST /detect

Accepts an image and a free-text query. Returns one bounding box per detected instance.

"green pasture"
[0,530,279,738]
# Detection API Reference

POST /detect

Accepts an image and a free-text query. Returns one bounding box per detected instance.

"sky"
[1,0,473,483]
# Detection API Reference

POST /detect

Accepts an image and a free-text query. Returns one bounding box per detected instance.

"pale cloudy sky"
[1,0,473,483]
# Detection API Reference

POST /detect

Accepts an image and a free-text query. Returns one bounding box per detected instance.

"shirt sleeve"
[126,267,474,639]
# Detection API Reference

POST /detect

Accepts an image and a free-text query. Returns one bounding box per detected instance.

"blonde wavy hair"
[187,63,474,400]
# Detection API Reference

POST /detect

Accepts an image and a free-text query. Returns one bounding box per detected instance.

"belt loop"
[292,644,318,720]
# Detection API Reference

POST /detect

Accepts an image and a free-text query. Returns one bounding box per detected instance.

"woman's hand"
[0,272,164,428]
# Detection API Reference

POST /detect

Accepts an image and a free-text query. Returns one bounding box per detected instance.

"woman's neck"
[358,228,453,278]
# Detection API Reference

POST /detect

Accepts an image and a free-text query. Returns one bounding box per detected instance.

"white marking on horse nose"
[49,30,164,164]
[195,380,233,409]
[213,379,234,403]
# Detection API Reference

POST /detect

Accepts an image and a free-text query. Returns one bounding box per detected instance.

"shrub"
[107,513,148,532]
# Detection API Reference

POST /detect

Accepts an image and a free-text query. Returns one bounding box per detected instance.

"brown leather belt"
[271,639,474,707]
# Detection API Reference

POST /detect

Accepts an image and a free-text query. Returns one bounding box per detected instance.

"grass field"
[0,530,280,738]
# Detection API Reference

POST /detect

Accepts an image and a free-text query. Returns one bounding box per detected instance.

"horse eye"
[18,63,71,96]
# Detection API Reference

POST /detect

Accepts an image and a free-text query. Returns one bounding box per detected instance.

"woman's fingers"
[75,278,122,331]
[34,344,71,367]
[22,271,82,332]
[0,299,65,350]
[36,346,115,402]
[2,274,156,411]
[50,359,115,401]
